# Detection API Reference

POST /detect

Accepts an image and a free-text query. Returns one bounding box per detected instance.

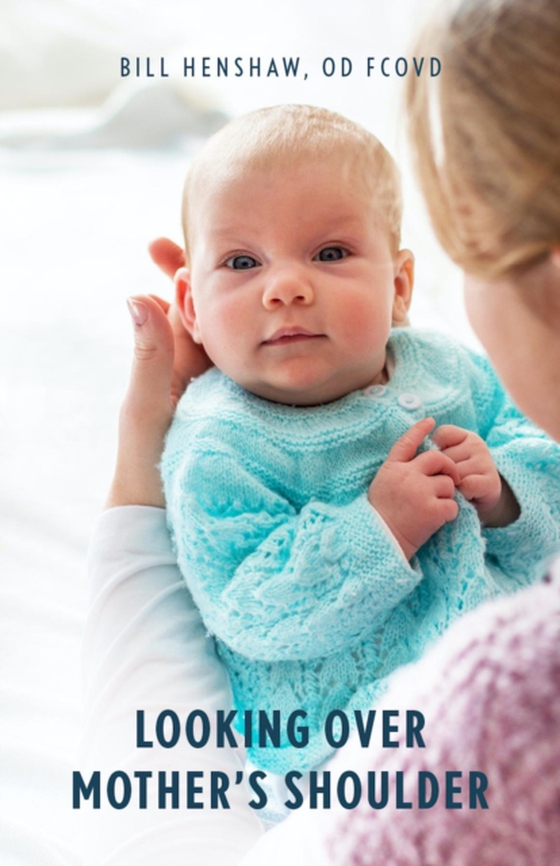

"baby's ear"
[175,267,202,343]
[392,250,414,326]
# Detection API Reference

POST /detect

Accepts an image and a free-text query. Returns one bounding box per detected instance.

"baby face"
[181,157,412,405]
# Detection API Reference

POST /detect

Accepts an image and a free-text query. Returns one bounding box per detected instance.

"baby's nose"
[262,268,314,308]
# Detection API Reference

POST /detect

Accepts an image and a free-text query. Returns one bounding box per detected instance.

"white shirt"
[82,506,264,866]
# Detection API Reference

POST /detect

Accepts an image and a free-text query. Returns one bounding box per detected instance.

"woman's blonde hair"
[407,0,560,279]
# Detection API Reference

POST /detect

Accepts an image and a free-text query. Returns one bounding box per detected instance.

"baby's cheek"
[197,301,235,361]
[203,295,239,338]
[339,295,391,349]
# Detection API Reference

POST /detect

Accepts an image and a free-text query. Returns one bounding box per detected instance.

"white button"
[398,393,422,410]
[363,384,387,398]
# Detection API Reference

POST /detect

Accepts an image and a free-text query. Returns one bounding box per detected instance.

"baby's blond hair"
[182,104,402,260]
[407,0,560,280]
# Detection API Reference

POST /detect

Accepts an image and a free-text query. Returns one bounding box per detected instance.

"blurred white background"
[0,2,471,864]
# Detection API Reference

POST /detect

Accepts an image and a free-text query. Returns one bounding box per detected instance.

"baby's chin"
[237,369,378,406]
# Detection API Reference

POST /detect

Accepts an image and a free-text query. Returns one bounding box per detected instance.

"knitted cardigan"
[161,329,560,774]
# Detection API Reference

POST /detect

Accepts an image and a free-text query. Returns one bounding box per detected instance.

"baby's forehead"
[181,110,402,256]
[188,154,378,229]
[185,144,380,213]
[183,105,397,201]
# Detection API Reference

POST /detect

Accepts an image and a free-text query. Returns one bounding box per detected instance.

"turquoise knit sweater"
[162,329,560,774]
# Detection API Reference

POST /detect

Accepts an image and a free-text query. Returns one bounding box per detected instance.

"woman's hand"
[148,236,186,279]
[106,238,212,509]
[149,237,212,400]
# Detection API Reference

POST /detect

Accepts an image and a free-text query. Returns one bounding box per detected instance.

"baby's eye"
[224,254,259,270]
[314,247,348,262]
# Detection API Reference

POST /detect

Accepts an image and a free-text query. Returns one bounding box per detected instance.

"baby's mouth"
[262,327,324,345]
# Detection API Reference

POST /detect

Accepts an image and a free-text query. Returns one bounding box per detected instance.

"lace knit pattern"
[161,329,560,774]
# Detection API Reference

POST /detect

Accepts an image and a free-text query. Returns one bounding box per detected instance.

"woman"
[85,0,560,862]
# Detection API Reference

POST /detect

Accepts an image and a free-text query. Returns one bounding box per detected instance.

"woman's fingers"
[105,296,176,509]
[167,301,213,403]
[147,293,170,315]
[125,296,175,423]
[145,293,213,402]
[148,237,186,278]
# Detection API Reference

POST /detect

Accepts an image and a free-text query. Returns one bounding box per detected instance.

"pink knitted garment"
[327,562,560,866]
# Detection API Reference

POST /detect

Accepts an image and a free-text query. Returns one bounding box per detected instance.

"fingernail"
[127,297,148,326]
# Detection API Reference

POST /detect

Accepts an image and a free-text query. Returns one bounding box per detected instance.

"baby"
[161,105,560,776]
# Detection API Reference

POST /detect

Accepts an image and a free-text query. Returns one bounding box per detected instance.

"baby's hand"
[368,418,460,560]
[431,425,520,527]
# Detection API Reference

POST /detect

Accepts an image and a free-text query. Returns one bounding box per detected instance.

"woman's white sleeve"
[81,506,264,866]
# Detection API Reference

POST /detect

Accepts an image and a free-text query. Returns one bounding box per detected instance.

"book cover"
[0,2,488,864]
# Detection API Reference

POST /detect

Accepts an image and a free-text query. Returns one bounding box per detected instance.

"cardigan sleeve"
[163,441,423,663]
[468,351,560,584]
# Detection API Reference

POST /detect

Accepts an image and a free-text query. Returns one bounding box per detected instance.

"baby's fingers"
[434,496,460,524]
[431,424,470,450]
[457,474,493,503]
[432,474,457,500]
[414,449,461,485]
[387,417,436,463]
